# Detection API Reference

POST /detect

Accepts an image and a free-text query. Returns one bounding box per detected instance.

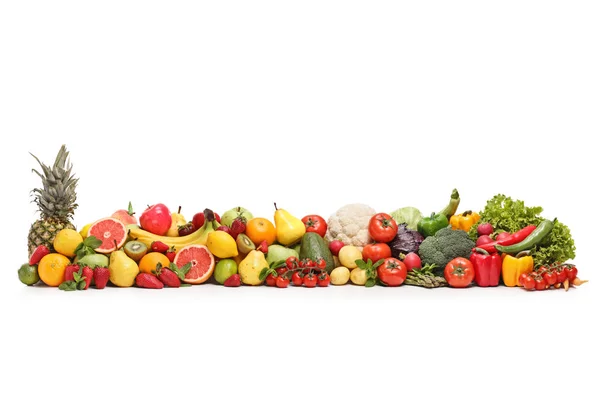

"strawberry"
[151,241,169,254]
[81,266,94,290]
[155,265,180,288]
[93,267,110,289]
[135,273,164,289]
[230,219,246,240]
[165,247,176,262]
[257,240,268,254]
[29,245,50,265]
[223,274,241,287]
[64,264,80,282]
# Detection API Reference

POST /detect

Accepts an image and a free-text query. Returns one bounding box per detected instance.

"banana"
[128,211,222,252]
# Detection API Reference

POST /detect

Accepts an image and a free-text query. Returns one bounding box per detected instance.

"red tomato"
[303,274,317,288]
[317,272,331,287]
[286,256,299,270]
[291,271,304,286]
[275,267,287,276]
[368,213,398,243]
[534,274,547,291]
[555,267,567,283]
[316,258,327,270]
[521,274,536,290]
[275,276,290,288]
[362,243,391,263]
[265,273,277,287]
[301,215,328,238]
[377,258,407,287]
[444,257,475,288]
[565,265,578,281]
[543,270,557,286]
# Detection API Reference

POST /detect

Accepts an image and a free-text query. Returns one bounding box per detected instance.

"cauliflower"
[325,204,376,251]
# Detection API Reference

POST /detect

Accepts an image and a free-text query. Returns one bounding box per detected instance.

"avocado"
[299,232,335,273]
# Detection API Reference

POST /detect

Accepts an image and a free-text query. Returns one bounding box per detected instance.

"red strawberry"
[151,241,169,254]
[64,264,80,282]
[81,266,94,290]
[223,274,241,287]
[257,240,268,254]
[93,267,110,289]
[29,245,50,265]
[135,273,164,289]
[230,219,246,239]
[166,247,176,262]
[155,266,181,288]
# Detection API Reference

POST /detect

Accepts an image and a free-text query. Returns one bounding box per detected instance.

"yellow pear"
[273,203,306,246]
[167,206,187,237]
[109,248,140,287]
[238,250,268,286]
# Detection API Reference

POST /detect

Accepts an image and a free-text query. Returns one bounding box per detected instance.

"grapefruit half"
[174,244,215,284]
[88,218,127,253]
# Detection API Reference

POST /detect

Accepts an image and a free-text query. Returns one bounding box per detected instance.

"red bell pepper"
[477,225,537,253]
[470,247,502,287]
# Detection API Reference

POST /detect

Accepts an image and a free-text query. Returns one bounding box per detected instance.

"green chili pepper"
[495,219,555,253]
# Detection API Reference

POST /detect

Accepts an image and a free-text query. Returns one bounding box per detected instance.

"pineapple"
[28,145,78,256]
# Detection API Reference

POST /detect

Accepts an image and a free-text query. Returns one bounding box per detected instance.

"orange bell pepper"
[449,210,481,232]
[502,251,534,287]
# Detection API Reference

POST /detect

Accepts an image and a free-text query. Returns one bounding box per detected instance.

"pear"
[167,206,187,237]
[238,250,268,286]
[109,247,140,287]
[274,203,306,246]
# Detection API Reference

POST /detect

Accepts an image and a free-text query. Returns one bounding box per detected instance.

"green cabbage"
[390,207,423,231]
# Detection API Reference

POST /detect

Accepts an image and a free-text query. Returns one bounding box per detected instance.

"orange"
[245,218,276,246]
[138,252,170,274]
[38,253,70,287]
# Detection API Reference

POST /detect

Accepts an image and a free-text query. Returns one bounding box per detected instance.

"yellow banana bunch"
[128,213,221,252]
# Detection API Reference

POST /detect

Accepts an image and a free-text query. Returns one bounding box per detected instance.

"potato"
[330,266,350,285]
[338,246,362,269]
[350,267,368,285]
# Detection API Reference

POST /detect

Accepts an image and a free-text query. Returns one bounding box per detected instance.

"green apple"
[221,207,254,227]
[78,254,109,268]
[214,259,238,284]
[266,245,299,267]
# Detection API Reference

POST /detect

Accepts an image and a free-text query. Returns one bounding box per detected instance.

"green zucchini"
[440,189,460,219]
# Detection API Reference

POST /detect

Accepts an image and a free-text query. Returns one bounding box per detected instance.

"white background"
[1,1,599,399]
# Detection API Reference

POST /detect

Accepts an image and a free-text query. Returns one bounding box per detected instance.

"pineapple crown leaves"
[29,145,79,220]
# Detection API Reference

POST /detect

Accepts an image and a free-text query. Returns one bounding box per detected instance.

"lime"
[18,263,40,286]
[214,259,238,285]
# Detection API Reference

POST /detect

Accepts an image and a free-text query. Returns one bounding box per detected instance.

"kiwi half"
[236,233,255,254]
[124,240,148,261]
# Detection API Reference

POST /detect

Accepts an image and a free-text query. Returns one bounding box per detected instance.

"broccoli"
[418,227,475,275]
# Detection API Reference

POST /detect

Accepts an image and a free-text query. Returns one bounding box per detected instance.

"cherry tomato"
[368,213,398,243]
[301,259,315,274]
[536,266,549,275]
[275,276,290,288]
[265,273,277,287]
[521,274,536,290]
[444,257,475,288]
[286,256,299,271]
[362,243,392,263]
[518,273,530,286]
[542,270,557,286]
[275,267,287,276]
[565,265,578,281]
[303,273,317,288]
[291,271,304,286]
[316,258,327,270]
[317,272,330,287]
[377,258,407,287]
[301,215,328,238]
[534,274,547,291]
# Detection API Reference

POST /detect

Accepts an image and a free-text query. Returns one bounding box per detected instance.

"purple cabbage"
[388,223,424,258]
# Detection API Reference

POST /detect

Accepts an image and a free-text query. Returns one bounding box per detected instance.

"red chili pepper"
[470,247,503,287]
[477,225,537,253]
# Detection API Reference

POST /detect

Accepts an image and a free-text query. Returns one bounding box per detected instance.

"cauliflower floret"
[325,204,376,251]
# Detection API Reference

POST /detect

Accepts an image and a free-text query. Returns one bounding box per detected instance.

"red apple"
[140,204,172,235]
[328,240,345,256]
[111,201,137,225]
[477,223,494,237]
[192,211,221,229]
[476,235,494,247]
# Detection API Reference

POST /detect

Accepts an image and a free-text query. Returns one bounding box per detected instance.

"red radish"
[328,240,345,256]
[476,235,494,247]
[496,232,511,241]
[477,223,494,237]
[402,252,422,272]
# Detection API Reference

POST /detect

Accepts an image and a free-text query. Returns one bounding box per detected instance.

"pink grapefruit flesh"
[88,218,127,253]
[174,244,215,284]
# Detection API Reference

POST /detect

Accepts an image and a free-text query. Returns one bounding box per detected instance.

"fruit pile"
[18,146,587,292]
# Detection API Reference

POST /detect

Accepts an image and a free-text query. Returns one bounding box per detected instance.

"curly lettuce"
[469,194,576,266]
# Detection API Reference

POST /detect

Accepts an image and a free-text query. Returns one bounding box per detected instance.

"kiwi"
[124,240,148,261]
[236,233,255,254]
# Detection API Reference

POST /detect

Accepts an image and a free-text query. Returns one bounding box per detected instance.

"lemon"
[79,223,93,238]
[206,231,239,258]
[350,267,368,285]
[338,245,362,269]
[330,266,350,285]
[53,229,83,258]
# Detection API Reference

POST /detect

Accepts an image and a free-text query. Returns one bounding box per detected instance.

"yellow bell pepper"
[502,251,534,287]
[449,210,480,232]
